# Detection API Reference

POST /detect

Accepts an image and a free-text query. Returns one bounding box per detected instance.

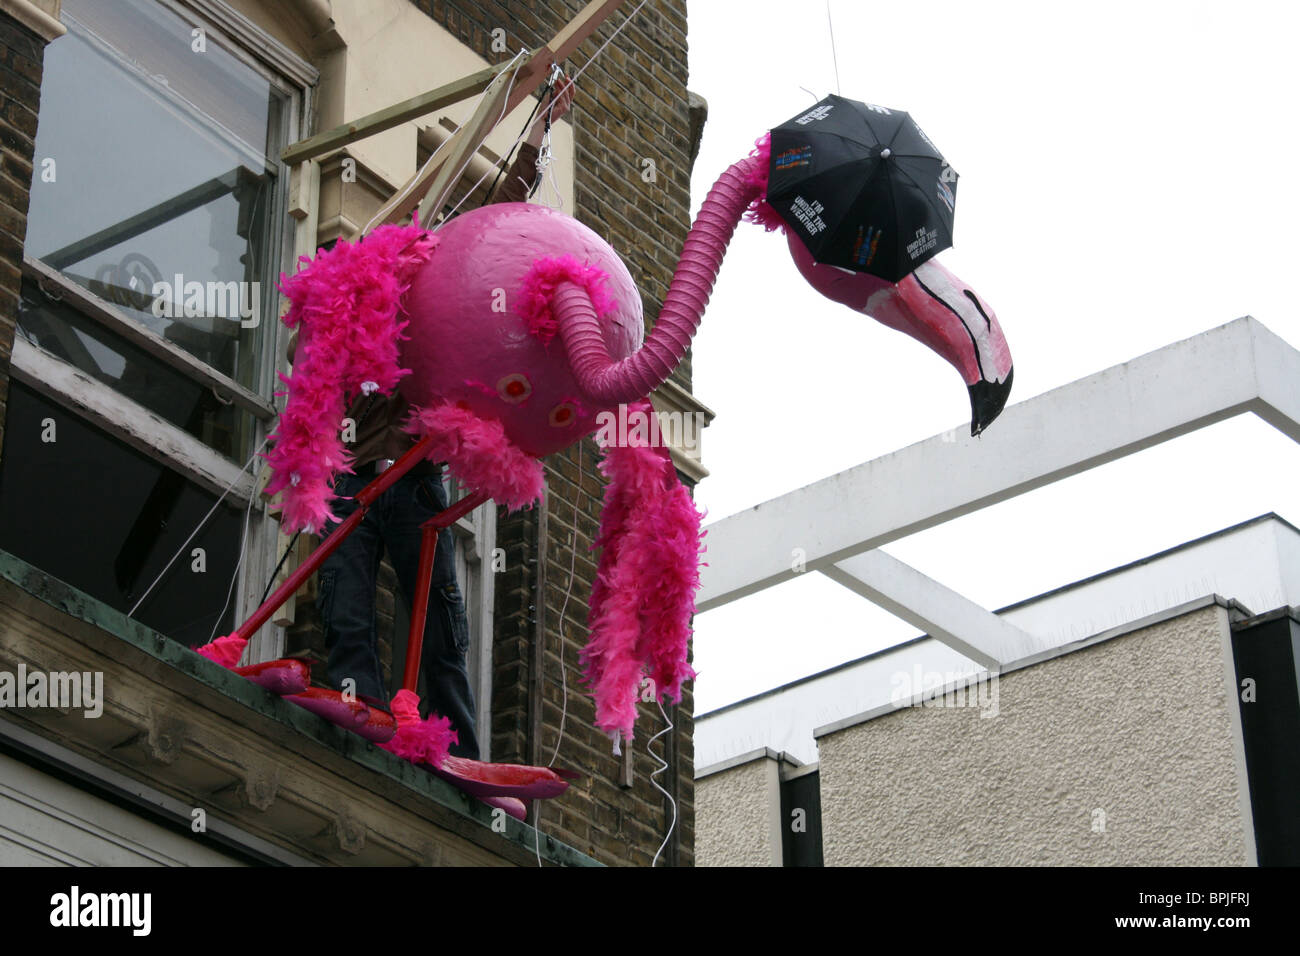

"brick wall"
[414,0,698,866]
[0,11,49,464]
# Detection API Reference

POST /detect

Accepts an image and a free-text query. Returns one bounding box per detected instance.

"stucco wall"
[818,605,1252,865]
[696,756,777,867]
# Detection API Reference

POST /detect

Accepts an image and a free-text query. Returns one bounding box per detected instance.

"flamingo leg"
[226,434,439,643]
[401,489,490,692]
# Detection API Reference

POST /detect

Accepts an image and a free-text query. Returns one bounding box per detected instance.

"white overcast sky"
[681,0,1300,712]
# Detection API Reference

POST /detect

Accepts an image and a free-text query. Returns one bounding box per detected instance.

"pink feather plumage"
[265,223,439,533]
[742,132,785,234]
[581,401,704,745]
[378,689,458,767]
[516,253,618,344]
[403,402,545,512]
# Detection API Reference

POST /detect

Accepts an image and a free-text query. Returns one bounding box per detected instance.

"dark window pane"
[16,277,256,461]
[25,0,288,393]
[0,382,244,648]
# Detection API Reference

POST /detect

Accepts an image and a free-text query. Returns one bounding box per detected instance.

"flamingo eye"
[549,403,576,427]
[497,373,532,404]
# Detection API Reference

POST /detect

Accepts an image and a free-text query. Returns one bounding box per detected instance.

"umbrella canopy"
[767,94,957,282]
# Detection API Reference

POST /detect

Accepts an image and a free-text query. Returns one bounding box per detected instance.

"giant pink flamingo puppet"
[195,132,1013,811]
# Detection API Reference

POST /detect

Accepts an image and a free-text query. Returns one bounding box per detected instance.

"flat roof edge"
[812,594,1245,740]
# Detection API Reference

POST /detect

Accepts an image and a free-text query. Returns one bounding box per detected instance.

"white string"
[826,0,841,96]
[497,0,654,213]
[536,523,580,868]
[128,435,269,619]
[564,0,652,89]
[362,47,529,235]
[648,696,678,867]
[207,461,260,643]
[550,528,576,767]
[437,51,533,224]
[534,126,566,212]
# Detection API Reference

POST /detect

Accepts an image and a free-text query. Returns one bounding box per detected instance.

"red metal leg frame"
[401,490,490,692]
[228,435,439,643]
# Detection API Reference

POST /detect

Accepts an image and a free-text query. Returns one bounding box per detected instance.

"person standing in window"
[306,80,574,760]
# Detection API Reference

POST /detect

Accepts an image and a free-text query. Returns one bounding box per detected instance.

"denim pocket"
[415,475,448,514]
[316,567,337,621]
[438,582,470,655]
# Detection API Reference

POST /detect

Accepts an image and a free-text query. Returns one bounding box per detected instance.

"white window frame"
[12,0,316,657]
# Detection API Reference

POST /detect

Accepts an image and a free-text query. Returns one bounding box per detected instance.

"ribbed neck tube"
[555,155,764,405]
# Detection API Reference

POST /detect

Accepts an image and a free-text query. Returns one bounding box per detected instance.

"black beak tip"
[969,367,1014,437]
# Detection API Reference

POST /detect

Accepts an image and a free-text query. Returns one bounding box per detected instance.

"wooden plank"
[280,61,510,166]
[374,0,628,230]
[410,66,516,228]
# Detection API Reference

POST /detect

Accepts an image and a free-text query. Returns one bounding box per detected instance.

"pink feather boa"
[580,401,705,746]
[742,132,786,234]
[265,223,439,533]
[403,402,545,512]
[195,633,245,667]
[516,254,618,344]
[378,689,458,767]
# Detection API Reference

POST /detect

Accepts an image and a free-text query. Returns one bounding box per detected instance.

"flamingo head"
[785,231,1014,436]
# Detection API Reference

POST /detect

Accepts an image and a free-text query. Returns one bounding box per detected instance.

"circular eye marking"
[496,373,532,404]
[549,402,577,427]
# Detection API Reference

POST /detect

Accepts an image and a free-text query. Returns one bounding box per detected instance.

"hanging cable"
[486,80,548,202]
[258,529,302,605]
[648,696,678,867]
[826,0,841,96]
[208,463,261,643]
[128,435,269,619]
[438,51,534,224]
[361,47,529,235]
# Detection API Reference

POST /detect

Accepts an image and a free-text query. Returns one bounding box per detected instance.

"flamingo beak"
[968,368,1013,437]
[867,258,1015,437]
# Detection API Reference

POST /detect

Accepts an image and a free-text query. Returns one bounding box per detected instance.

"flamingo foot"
[430,756,574,800]
[285,687,370,733]
[232,658,311,695]
[479,796,528,821]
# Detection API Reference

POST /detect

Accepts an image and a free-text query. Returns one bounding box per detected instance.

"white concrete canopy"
[697,316,1300,667]
[823,550,1048,670]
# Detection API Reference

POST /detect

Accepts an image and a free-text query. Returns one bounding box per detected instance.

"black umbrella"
[767,94,957,282]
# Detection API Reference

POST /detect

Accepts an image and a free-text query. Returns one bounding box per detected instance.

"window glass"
[24,0,288,394]
[0,382,244,647]
[16,277,256,460]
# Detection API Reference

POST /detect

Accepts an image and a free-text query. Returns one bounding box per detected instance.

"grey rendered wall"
[696,756,779,866]
[818,605,1252,865]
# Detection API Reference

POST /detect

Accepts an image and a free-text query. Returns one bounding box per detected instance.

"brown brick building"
[0,0,709,866]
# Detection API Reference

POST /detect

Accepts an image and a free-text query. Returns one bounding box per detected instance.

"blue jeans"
[315,468,480,759]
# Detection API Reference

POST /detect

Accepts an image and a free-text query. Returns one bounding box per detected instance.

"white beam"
[823,550,1047,669]
[698,317,1300,611]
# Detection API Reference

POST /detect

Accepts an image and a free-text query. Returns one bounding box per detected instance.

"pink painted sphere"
[400,203,644,457]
